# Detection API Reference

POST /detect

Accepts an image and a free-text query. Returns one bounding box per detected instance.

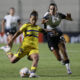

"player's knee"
[33,55,39,62]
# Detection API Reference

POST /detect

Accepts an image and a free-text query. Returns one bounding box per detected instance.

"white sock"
[65,63,72,74]
[65,63,71,71]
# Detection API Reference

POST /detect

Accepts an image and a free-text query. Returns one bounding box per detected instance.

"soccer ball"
[19,67,30,77]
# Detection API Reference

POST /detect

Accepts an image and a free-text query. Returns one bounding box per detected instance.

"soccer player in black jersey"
[42,3,73,74]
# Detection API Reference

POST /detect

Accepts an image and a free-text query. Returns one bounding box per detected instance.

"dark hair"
[30,10,38,18]
[10,7,15,10]
[48,3,58,11]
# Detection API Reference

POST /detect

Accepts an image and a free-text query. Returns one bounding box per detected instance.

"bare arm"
[1,19,6,33]
[12,30,22,41]
[40,28,56,34]
[17,19,22,27]
[17,19,22,29]
[8,30,22,46]
[41,19,48,24]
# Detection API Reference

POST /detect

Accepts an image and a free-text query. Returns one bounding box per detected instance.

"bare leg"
[52,48,62,61]
[58,41,69,61]
[7,34,13,48]
[29,53,39,77]
[30,53,39,72]
[58,41,72,74]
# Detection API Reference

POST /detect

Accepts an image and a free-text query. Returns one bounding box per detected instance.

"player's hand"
[43,19,49,23]
[41,19,49,24]
[66,13,73,21]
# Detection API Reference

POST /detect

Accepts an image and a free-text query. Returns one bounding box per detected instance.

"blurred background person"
[0,7,21,51]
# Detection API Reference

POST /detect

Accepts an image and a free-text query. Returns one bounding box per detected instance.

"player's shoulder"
[20,23,28,31]
[25,22,32,26]
[22,22,31,28]
[36,25,42,30]
[4,14,11,19]
[13,15,20,19]
[37,25,40,28]
[44,12,49,17]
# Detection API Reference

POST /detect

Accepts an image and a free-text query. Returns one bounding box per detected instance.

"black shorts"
[5,27,17,36]
[47,31,65,51]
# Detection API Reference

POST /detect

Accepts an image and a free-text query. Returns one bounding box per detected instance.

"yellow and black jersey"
[20,23,42,49]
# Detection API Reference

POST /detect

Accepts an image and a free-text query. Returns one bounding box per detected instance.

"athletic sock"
[31,67,37,73]
[65,63,72,74]
[6,51,13,55]
[65,63,71,70]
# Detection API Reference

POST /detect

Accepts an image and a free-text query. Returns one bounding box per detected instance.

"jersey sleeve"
[43,12,49,20]
[59,13,66,19]
[20,24,27,31]
[4,15,7,21]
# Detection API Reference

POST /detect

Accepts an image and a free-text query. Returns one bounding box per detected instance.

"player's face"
[30,16,37,25]
[49,5,57,15]
[9,9,15,15]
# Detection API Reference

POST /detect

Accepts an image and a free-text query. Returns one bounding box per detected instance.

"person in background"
[0,7,21,51]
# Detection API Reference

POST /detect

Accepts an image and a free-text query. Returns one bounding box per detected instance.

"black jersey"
[43,12,66,29]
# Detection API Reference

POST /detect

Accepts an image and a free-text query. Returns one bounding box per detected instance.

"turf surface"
[0,43,80,80]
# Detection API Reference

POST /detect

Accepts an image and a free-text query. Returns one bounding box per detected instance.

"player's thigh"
[52,48,61,60]
[58,41,68,58]
[14,47,28,59]
[58,41,66,52]
[28,49,39,61]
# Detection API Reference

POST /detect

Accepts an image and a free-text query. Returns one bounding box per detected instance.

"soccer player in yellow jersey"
[4,10,44,78]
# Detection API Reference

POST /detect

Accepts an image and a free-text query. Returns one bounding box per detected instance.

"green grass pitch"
[0,43,80,80]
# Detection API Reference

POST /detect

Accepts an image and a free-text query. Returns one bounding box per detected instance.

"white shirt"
[4,14,20,29]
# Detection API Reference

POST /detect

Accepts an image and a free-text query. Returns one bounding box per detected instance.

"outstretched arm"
[66,13,73,21]
[1,19,6,33]
[8,30,22,46]
[39,28,58,35]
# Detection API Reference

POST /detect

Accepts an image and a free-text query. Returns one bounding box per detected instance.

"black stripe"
[27,30,39,32]
[25,34,38,38]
